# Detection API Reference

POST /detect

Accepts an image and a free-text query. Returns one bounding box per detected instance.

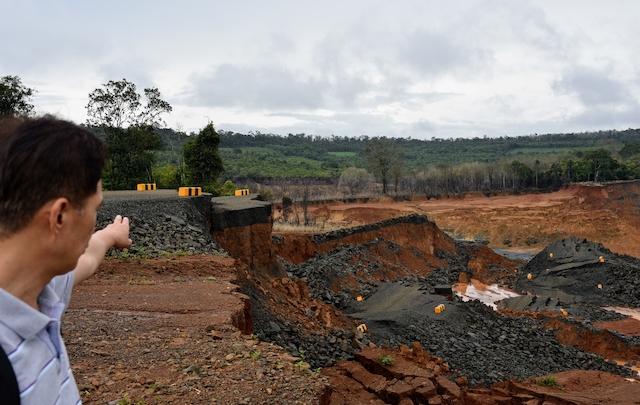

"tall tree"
[102,126,162,189]
[86,79,172,128]
[0,75,35,117]
[581,149,619,182]
[86,79,172,189]
[183,123,224,186]
[365,138,401,194]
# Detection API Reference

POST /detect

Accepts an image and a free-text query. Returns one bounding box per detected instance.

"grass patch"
[250,350,262,361]
[536,376,560,387]
[116,395,146,405]
[378,355,394,366]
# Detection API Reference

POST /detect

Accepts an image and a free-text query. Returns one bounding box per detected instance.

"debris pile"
[321,344,640,405]
[349,283,631,385]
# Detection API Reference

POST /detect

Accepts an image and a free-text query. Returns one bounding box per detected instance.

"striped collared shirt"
[0,272,81,405]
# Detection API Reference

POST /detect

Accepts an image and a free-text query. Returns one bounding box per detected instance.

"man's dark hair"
[0,116,105,236]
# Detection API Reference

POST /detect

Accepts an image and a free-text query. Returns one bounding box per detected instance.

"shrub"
[378,355,394,366]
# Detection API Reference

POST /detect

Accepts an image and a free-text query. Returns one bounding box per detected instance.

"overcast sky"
[2,0,639,138]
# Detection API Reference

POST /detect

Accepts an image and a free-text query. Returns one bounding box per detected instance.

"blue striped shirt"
[0,273,81,405]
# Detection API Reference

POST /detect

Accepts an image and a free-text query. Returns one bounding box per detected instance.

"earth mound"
[515,236,640,307]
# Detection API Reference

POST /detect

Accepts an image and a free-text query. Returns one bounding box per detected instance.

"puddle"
[454,279,520,309]
[615,361,640,378]
[493,248,537,261]
[605,307,640,322]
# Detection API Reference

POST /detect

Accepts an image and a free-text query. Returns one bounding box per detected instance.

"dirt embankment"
[545,318,640,366]
[322,344,640,405]
[273,215,456,265]
[274,214,518,286]
[295,180,640,258]
[210,197,362,368]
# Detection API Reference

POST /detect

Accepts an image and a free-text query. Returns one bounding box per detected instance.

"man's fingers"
[114,214,122,223]
[123,217,130,226]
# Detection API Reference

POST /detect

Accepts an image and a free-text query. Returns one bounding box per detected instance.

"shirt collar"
[0,284,60,339]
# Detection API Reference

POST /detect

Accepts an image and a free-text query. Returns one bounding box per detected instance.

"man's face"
[55,180,103,273]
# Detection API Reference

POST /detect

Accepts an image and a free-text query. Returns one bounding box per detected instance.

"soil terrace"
[290,181,640,258]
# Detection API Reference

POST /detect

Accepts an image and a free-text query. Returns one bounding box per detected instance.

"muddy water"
[493,248,537,261]
[605,307,640,321]
[454,279,520,309]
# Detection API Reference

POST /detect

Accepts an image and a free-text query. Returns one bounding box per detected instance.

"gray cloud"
[553,67,635,106]
[99,61,155,91]
[569,105,640,128]
[5,0,640,138]
[400,30,491,76]
[185,64,325,110]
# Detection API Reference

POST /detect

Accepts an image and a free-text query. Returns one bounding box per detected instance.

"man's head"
[0,116,106,272]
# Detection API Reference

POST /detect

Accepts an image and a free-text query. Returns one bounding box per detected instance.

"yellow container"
[178,187,202,197]
[136,183,156,191]
[434,304,446,314]
[234,188,250,196]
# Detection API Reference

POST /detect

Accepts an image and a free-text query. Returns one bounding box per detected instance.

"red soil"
[322,343,640,405]
[273,220,456,265]
[545,319,640,366]
[272,218,519,287]
[595,318,640,337]
[294,181,640,258]
[65,255,328,404]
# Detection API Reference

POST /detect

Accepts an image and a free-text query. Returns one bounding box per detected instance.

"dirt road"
[64,255,326,404]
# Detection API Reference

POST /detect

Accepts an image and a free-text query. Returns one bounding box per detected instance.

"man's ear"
[48,198,70,234]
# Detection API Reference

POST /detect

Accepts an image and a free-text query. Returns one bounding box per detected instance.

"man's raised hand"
[104,215,132,249]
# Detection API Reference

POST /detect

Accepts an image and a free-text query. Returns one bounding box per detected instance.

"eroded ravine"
[210,194,640,404]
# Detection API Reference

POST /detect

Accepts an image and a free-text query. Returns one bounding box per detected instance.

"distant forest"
[146,127,640,197]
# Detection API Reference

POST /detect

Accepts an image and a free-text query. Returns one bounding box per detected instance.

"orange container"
[136,183,156,191]
[178,187,202,197]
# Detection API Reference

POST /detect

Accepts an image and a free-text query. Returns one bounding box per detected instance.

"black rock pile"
[518,237,640,307]
[352,283,634,386]
[242,284,360,368]
[282,238,488,309]
[97,197,222,257]
[283,240,390,308]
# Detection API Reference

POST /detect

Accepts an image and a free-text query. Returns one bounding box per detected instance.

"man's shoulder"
[48,272,74,299]
[38,272,75,317]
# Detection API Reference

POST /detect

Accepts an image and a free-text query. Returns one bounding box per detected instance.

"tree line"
[337,146,640,198]
[2,74,640,197]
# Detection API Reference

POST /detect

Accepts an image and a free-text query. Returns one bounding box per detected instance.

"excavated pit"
[208,194,640,402]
